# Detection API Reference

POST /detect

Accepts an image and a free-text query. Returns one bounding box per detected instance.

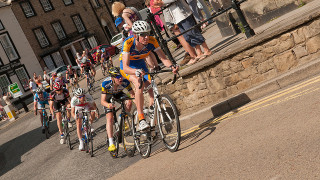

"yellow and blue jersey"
[101,76,133,94]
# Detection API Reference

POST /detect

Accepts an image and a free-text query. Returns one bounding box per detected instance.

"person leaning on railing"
[158,0,212,65]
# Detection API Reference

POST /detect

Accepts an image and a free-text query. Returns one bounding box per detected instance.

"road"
[2,62,320,179]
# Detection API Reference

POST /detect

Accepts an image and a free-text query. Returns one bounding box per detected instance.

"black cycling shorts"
[104,92,127,114]
[53,99,68,112]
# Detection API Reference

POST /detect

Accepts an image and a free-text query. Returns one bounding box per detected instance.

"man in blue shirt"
[33,87,52,133]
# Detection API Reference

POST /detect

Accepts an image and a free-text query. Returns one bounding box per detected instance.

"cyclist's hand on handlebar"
[135,69,145,77]
[107,103,115,109]
[170,65,179,74]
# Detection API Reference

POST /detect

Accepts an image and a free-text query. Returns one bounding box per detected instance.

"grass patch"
[298,0,306,7]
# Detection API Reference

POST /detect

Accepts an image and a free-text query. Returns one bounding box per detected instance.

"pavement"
[1,0,320,133]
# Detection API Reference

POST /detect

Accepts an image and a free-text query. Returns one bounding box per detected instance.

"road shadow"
[0,121,59,176]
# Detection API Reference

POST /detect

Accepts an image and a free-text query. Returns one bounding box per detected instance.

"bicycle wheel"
[122,113,135,157]
[89,125,94,157]
[156,94,181,152]
[45,116,50,139]
[65,126,72,150]
[132,111,152,159]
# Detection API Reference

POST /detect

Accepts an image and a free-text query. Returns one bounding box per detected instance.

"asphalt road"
[2,59,320,179]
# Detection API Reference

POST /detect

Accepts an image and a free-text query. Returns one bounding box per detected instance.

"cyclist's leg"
[39,110,43,126]
[75,108,82,140]
[53,102,63,134]
[143,80,155,107]
[66,101,71,120]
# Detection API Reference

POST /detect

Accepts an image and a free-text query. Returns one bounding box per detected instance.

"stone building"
[0,2,42,96]
[10,0,108,70]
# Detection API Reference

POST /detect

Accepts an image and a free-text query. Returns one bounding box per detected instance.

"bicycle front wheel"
[122,113,135,157]
[65,126,72,150]
[156,94,181,152]
[89,127,94,157]
[45,117,50,139]
[132,111,152,159]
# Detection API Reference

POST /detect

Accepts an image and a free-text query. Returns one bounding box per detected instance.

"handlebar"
[138,68,178,89]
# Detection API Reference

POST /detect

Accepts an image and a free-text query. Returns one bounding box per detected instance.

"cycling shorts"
[53,99,68,113]
[119,59,151,82]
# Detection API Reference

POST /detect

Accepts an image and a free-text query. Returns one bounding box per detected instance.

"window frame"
[0,73,12,93]
[0,32,20,62]
[33,27,51,48]
[63,0,74,6]
[93,0,101,8]
[15,65,30,91]
[71,14,86,33]
[19,1,37,18]
[51,21,67,40]
[39,0,54,12]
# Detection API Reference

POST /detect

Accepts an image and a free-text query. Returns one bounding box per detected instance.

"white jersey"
[71,93,94,108]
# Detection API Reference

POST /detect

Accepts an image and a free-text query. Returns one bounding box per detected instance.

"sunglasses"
[114,75,122,79]
[78,95,85,98]
[138,32,150,37]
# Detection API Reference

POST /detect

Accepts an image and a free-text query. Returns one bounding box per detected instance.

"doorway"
[66,49,77,66]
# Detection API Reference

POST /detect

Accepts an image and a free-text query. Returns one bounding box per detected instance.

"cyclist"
[33,87,52,133]
[95,49,102,64]
[81,57,96,85]
[66,65,78,89]
[101,49,113,74]
[56,73,68,89]
[71,88,98,151]
[120,20,178,131]
[49,72,58,91]
[49,82,72,144]
[101,67,135,152]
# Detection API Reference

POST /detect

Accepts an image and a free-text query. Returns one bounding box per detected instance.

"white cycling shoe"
[139,120,150,131]
[79,139,85,151]
[60,134,66,144]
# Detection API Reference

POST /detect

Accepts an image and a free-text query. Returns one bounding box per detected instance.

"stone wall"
[160,16,320,115]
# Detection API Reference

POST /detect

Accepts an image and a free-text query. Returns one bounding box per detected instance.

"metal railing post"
[231,0,255,38]
[147,9,176,64]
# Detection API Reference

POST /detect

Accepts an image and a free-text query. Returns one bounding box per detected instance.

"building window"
[52,52,65,67]
[40,0,54,12]
[43,55,55,70]
[15,67,30,91]
[87,36,98,49]
[81,39,91,50]
[52,22,66,40]
[43,51,65,70]
[20,1,36,18]
[0,74,10,93]
[63,0,73,6]
[0,33,19,61]
[72,15,86,33]
[93,0,101,7]
[0,20,4,31]
[34,28,50,48]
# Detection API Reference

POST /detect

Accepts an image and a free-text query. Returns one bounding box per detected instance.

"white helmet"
[74,88,85,97]
[57,73,62,77]
[81,57,87,63]
[132,21,151,34]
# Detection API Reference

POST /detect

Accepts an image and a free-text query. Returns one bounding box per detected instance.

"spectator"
[85,48,95,65]
[75,52,82,69]
[29,79,37,95]
[3,92,18,113]
[43,70,50,83]
[161,0,212,65]
[112,2,142,36]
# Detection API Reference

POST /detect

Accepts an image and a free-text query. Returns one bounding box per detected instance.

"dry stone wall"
[160,17,320,115]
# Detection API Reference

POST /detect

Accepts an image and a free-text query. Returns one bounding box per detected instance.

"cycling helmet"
[74,88,85,97]
[36,87,44,93]
[53,82,63,90]
[132,21,151,34]
[109,67,121,77]
[67,65,72,69]
[52,72,57,77]
[57,73,62,77]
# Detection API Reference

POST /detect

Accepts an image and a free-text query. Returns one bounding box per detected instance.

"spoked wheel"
[156,94,181,152]
[89,128,94,157]
[122,114,136,157]
[132,111,152,159]
[65,126,72,150]
[45,117,50,139]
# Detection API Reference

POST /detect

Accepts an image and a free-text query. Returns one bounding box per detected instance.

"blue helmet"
[115,17,123,27]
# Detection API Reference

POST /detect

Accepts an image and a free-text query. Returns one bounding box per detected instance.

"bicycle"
[38,106,51,139]
[106,96,135,158]
[77,108,97,157]
[61,105,72,150]
[132,68,180,158]
[85,71,95,95]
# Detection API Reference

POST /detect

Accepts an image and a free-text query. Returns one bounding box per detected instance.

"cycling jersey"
[49,89,70,102]
[81,62,92,73]
[55,77,68,85]
[34,92,49,108]
[66,69,76,79]
[71,93,94,108]
[119,35,160,81]
[101,76,132,94]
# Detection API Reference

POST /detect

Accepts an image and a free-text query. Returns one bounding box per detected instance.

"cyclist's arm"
[33,101,37,113]
[122,53,140,75]
[155,49,179,73]
[128,89,135,98]
[66,73,69,81]
[101,91,114,109]
[71,107,76,119]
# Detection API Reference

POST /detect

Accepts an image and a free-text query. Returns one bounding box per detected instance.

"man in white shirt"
[29,79,37,95]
